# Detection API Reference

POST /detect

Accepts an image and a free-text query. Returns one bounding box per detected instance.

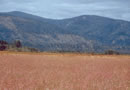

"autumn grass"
[0,51,130,90]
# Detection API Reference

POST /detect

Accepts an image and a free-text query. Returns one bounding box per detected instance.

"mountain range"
[0,11,130,53]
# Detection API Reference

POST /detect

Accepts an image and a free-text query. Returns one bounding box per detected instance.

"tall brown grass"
[0,52,129,90]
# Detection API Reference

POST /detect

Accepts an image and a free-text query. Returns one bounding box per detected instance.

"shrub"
[105,50,120,55]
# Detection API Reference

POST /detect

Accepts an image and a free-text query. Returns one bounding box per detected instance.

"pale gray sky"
[0,0,130,21]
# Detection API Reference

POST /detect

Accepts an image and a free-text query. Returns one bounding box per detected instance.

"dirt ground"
[0,52,130,90]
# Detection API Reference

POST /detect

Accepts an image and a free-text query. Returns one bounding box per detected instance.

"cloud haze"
[0,0,130,21]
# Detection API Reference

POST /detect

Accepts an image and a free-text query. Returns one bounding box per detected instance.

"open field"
[0,52,130,90]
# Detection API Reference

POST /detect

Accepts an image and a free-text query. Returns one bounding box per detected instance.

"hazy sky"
[0,0,130,21]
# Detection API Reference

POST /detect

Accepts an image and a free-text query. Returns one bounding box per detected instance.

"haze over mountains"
[0,11,130,53]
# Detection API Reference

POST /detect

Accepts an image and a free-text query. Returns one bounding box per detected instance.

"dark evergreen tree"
[14,40,22,48]
[0,40,8,51]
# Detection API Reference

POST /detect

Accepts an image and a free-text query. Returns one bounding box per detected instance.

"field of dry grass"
[0,51,130,90]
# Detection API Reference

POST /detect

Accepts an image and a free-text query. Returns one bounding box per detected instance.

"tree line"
[0,40,120,54]
[0,40,38,52]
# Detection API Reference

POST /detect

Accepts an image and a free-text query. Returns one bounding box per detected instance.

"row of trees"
[0,40,38,52]
[104,50,120,55]
[0,40,120,54]
[0,40,22,51]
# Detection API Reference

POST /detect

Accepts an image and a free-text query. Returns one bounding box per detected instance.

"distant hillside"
[0,11,130,53]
